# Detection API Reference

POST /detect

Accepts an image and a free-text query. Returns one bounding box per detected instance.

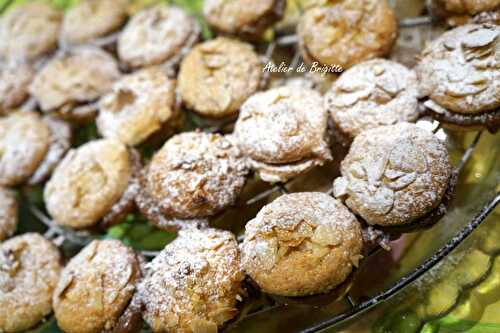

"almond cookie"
[297,0,398,69]
[241,192,363,296]
[0,62,34,115]
[30,47,121,122]
[0,233,62,333]
[53,240,143,333]
[0,187,17,241]
[325,59,419,139]
[60,0,128,46]
[118,5,200,70]
[136,132,248,228]
[203,0,286,37]
[0,112,51,186]
[0,2,61,62]
[333,123,452,227]
[178,37,262,118]
[97,67,181,146]
[137,228,244,333]
[416,24,500,131]
[234,87,332,183]
[44,139,141,230]
[432,0,500,25]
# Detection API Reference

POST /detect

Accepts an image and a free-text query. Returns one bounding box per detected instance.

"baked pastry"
[136,132,248,230]
[432,0,500,25]
[0,111,70,187]
[0,62,34,115]
[118,5,200,70]
[233,87,332,183]
[59,0,128,47]
[0,187,17,241]
[325,58,419,140]
[30,46,121,122]
[297,0,398,69]
[137,227,244,333]
[97,67,181,146]
[0,233,62,333]
[241,192,363,296]
[333,123,452,227]
[416,24,500,131]
[0,2,61,62]
[53,240,143,333]
[44,139,141,230]
[203,0,286,37]
[178,37,262,118]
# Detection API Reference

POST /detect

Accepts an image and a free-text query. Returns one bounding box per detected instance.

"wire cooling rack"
[6,2,500,332]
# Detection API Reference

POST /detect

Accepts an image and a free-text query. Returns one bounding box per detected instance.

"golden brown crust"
[325,58,419,139]
[241,192,363,296]
[0,233,62,333]
[60,0,128,46]
[44,139,132,229]
[297,0,398,69]
[203,0,286,37]
[138,228,244,333]
[118,5,200,70]
[333,123,452,226]
[0,111,51,187]
[97,67,179,146]
[0,62,34,115]
[435,0,500,16]
[0,3,61,62]
[30,47,120,122]
[178,37,262,118]
[141,132,248,219]
[416,24,500,115]
[53,240,141,333]
[0,187,17,241]
[234,86,331,182]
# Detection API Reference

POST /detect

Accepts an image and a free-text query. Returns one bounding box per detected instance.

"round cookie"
[97,67,180,146]
[333,122,452,227]
[203,0,286,37]
[297,0,398,69]
[241,192,363,296]
[0,187,17,241]
[0,112,51,187]
[178,37,262,118]
[234,86,332,183]
[137,228,244,333]
[433,0,500,25]
[44,139,132,229]
[416,24,500,115]
[325,58,419,139]
[118,5,200,69]
[138,132,248,223]
[0,233,62,333]
[53,240,142,333]
[0,2,61,62]
[30,47,120,122]
[60,0,128,46]
[0,62,34,115]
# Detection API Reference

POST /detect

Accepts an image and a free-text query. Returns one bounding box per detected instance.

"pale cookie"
[137,228,244,333]
[234,87,332,183]
[298,0,398,69]
[333,123,452,227]
[0,233,62,333]
[118,5,200,69]
[325,58,419,139]
[97,67,180,146]
[178,37,262,118]
[241,192,363,296]
[53,240,142,333]
[0,2,61,62]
